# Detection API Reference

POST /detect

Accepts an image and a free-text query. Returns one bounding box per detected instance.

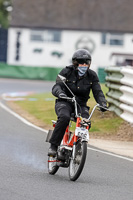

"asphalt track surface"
[0,78,54,95]
[0,78,133,200]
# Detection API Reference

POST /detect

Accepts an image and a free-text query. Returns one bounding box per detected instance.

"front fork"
[71,117,81,160]
[72,144,76,160]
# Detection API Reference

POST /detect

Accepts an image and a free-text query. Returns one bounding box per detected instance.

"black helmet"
[72,49,91,65]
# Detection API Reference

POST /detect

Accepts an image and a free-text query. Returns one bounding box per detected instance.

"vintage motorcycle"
[46,75,108,181]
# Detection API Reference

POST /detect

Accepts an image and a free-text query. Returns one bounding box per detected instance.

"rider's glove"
[81,118,91,129]
[58,92,67,99]
[100,102,107,112]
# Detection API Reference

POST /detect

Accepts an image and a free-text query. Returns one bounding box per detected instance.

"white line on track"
[0,101,133,162]
[87,147,133,162]
[0,102,48,133]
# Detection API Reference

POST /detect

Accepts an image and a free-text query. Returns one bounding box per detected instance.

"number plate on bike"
[75,127,89,141]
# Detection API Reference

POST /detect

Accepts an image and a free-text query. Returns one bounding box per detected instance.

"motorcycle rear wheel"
[48,156,59,175]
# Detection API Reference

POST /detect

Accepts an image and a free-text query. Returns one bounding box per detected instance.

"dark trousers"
[49,101,89,146]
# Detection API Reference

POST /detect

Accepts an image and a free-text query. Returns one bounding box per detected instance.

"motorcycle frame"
[62,117,89,147]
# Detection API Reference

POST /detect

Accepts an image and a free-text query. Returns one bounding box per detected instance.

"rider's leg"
[49,101,73,151]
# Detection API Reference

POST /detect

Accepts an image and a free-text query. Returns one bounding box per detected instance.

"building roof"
[10,0,133,33]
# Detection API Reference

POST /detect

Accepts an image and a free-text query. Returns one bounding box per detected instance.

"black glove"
[100,102,107,112]
[81,118,91,129]
[58,92,67,99]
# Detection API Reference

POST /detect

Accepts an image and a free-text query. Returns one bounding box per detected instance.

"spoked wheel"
[48,156,59,175]
[69,141,87,181]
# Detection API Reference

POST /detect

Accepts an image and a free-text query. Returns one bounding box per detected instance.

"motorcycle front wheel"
[69,141,87,181]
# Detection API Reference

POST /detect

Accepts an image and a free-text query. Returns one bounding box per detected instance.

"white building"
[7,0,133,79]
[8,28,133,72]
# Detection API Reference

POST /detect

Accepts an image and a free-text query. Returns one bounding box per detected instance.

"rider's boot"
[48,144,58,157]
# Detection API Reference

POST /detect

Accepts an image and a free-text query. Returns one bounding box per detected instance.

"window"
[101,33,124,46]
[31,31,44,42]
[30,30,61,42]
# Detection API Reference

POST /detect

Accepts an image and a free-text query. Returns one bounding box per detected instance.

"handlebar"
[59,96,109,120]
[60,96,75,102]
[88,104,110,120]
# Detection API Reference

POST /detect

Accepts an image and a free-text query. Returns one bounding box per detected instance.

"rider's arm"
[91,71,107,107]
[52,67,68,98]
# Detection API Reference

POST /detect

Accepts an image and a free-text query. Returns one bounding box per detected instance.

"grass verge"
[11,84,124,138]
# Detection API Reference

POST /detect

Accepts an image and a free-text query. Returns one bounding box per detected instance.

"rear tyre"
[48,156,59,175]
[69,141,87,181]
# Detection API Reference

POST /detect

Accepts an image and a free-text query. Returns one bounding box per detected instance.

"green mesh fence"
[0,63,63,81]
[98,67,107,83]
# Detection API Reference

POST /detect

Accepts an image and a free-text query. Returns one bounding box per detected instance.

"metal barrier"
[105,66,133,123]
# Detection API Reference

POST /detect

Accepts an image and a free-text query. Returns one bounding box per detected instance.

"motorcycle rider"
[48,49,107,156]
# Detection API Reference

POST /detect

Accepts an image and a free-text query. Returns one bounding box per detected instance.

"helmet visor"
[76,58,90,64]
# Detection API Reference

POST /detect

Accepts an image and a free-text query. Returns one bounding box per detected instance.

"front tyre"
[48,156,59,175]
[69,141,87,181]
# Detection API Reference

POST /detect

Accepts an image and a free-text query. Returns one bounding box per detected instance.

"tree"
[0,0,12,28]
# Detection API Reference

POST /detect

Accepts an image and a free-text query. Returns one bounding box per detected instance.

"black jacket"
[52,65,106,106]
